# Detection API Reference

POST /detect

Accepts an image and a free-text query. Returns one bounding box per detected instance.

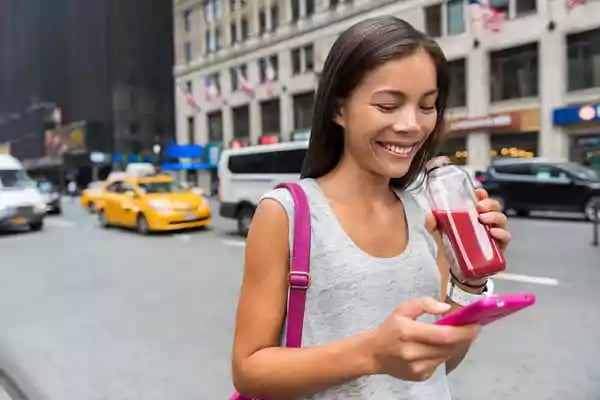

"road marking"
[223,239,246,248]
[495,272,559,286]
[45,218,76,228]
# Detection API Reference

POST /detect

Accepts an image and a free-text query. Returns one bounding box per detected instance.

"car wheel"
[137,213,150,235]
[30,220,43,231]
[237,205,255,237]
[98,210,109,228]
[584,196,600,222]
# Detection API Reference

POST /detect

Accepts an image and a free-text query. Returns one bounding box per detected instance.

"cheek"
[420,112,438,135]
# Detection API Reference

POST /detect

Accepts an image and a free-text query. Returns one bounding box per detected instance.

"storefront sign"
[205,143,221,166]
[553,104,600,126]
[165,143,204,159]
[259,135,280,145]
[447,113,520,133]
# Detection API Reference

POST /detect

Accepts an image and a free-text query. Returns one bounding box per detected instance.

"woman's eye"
[420,105,436,113]
[375,104,397,113]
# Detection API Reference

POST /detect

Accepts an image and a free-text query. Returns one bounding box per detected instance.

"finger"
[425,213,437,234]
[404,358,449,382]
[476,198,502,213]
[399,319,480,347]
[398,341,455,363]
[478,211,507,228]
[474,188,488,201]
[489,227,511,248]
[395,297,451,320]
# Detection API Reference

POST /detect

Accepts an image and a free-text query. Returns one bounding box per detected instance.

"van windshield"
[0,169,36,190]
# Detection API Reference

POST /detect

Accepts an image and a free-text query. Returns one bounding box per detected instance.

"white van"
[218,141,308,235]
[0,155,47,231]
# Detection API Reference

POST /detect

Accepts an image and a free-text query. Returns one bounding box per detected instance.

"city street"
[0,199,598,400]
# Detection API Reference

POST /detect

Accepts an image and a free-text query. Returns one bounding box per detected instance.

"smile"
[376,142,416,158]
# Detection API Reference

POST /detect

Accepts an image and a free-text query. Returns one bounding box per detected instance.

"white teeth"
[382,143,413,155]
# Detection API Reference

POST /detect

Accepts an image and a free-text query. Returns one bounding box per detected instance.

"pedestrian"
[67,180,77,201]
[231,16,511,400]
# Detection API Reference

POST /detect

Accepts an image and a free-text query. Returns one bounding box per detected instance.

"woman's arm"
[231,198,377,399]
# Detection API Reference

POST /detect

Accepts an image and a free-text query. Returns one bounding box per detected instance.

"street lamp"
[152,144,161,155]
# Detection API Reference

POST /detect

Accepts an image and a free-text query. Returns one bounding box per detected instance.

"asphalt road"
[0,199,598,400]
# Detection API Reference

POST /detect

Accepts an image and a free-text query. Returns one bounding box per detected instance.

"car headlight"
[34,202,46,213]
[148,200,171,211]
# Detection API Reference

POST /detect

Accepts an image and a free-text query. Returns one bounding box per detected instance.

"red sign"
[447,113,521,133]
[259,135,280,145]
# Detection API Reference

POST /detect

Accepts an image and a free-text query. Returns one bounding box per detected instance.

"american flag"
[263,57,276,96]
[204,75,220,101]
[237,68,255,98]
[566,0,587,10]
[469,0,506,33]
[178,82,200,112]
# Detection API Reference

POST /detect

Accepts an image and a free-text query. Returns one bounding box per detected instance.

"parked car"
[479,157,600,220]
[36,180,62,214]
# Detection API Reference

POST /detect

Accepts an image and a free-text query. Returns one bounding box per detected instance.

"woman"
[232,16,510,399]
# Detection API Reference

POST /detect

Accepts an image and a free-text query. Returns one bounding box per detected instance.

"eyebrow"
[371,89,439,98]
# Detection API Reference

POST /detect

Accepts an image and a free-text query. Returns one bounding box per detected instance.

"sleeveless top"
[260,178,451,400]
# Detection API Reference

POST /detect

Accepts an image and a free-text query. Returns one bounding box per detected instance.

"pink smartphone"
[434,293,536,327]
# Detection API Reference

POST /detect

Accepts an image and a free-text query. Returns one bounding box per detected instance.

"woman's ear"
[333,99,345,128]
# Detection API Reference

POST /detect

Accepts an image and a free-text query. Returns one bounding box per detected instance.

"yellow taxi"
[96,174,211,234]
[80,181,107,212]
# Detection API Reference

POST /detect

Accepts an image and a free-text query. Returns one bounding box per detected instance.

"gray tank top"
[261,178,451,400]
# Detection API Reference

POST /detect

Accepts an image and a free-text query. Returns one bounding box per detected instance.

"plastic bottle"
[424,156,506,282]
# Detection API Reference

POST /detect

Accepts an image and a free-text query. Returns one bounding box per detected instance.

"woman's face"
[335,48,439,179]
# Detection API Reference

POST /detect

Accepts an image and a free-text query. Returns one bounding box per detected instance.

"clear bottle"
[424,156,506,282]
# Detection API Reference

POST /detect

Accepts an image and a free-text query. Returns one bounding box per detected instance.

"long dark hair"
[301,16,449,189]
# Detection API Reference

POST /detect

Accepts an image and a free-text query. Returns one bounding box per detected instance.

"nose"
[392,106,421,134]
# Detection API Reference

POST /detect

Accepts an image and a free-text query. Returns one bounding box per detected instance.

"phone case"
[434,293,536,326]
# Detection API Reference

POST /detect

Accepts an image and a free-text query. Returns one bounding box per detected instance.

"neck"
[318,154,394,204]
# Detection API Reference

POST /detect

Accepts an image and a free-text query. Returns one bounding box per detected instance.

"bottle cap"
[425,156,452,173]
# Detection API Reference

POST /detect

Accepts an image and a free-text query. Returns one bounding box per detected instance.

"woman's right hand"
[369,297,479,381]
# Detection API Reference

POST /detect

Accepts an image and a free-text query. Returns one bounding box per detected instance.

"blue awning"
[161,162,214,171]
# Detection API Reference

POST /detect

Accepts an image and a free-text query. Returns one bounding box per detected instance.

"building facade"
[0,0,175,187]
[173,0,600,189]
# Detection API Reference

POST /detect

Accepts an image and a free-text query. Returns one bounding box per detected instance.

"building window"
[291,48,301,75]
[567,28,600,91]
[424,4,442,37]
[293,91,315,130]
[187,116,195,144]
[516,0,536,16]
[291,0,300,22]
[205,30,212,54]
[203,0,214,23]
[425,1,465,37]
[207,111,223,143]
[213,0,222,19]
[185,80,193,94]
[306,0,315,17]
[259,55,279,83]
[261,99,281,135]
[447,59,466,107]
[259,10,267,35]
[230,23,237,44]
[184,42,193,62]
[330,0,339,9]
[215,28,221,50]
[183,9,193,32]
[291,44,314,75]
[233,105,250,139]
[447,0,465,36]
[490,43,539,101]
[241,18,248,40]
[230,0,236,12]
[270,6,279,31]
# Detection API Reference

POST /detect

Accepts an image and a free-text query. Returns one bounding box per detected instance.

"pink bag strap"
[274,182,311,348]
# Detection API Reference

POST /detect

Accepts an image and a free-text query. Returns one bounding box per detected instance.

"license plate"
[12,216,27,224]
[185,214,196,221]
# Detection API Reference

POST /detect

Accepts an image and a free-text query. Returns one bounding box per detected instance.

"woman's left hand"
[474,188,511,251]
